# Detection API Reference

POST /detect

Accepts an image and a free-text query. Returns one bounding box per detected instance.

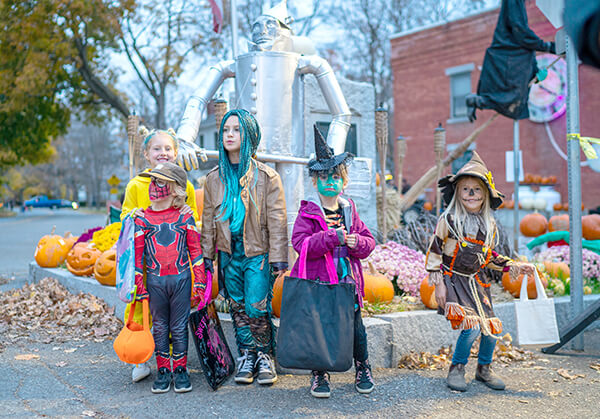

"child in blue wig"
[201,109,288,386]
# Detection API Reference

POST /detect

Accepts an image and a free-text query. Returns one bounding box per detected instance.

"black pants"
[147,273,191,359]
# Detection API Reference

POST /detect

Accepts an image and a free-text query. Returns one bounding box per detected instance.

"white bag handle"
[519,270,548,301]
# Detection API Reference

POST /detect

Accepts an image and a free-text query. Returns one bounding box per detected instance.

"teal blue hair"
[216,109,261,233]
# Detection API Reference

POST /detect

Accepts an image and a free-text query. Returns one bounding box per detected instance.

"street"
[1,210,600,418]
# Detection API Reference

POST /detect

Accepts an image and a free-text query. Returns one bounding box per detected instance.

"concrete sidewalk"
[28,262,600,369]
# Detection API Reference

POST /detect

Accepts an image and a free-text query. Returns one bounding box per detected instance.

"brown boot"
[475,363,505,390]
[446,363,467,392]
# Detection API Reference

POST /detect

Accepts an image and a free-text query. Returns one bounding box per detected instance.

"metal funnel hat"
[264,0,292,29]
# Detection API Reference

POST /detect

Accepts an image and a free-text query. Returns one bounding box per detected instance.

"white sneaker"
[132,362,151,383]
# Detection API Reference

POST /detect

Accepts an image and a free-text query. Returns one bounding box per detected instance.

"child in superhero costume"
[289,126,376,398]
[202,109,288,385]
[133,162,206,393]
[120,127,199,383]
[425,152,534,392]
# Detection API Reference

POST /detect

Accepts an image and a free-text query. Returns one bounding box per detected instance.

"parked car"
[23,195,79,210]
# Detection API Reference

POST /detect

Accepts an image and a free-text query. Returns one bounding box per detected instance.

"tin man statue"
[175,0,352,230]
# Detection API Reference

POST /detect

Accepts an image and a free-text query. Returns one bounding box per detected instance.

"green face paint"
[317,173,343,197]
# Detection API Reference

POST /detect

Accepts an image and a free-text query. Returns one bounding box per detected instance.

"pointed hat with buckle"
[438,151,504,210]
[307,125,353,175]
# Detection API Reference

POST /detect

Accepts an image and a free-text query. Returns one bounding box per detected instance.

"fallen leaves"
[398,346,452,370]
[14,354,40,360]
[0,277,122,350]
[590,362,600,372]
[557,368,585,380]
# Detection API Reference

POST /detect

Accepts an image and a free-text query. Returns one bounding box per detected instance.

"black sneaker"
[151,367,172,394]
[173,366,192,393]
[310,371,330,398]
[355,360,374,394]
[234,349,257,384]
[255,352,277,385]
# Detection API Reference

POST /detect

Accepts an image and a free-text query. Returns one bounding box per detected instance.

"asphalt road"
[0,208,106,281]
[1,330,600,418]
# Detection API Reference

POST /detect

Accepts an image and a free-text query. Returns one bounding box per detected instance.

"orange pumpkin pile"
[519,213,548,237]
[34,228,78,268]
[66,242,102,276]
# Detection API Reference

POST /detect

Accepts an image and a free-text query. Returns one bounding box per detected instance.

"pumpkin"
[532,174,543,184]
[191,268,219,308]
[195,188,204,220]
[423,201,433,212]
[524,173,534,184]
[582,214,600,240]
[519,213,548,237]
[63,233,79,250]
[548,175,557,184]
[562,202,569,211]
[553,203,563,211]
[94,249,117,286]
[34,227,71,268]
[66,242,102,276]
[271,271,290,318]
[543,261,570,280]
[419,275,437,310]
[505,200,515,209]
[363,263,394,304]
[502,269,548,298]
[548,214,569,232]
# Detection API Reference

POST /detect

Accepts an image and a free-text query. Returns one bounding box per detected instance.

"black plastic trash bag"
[277,276,355,372]
[189,303,235,390]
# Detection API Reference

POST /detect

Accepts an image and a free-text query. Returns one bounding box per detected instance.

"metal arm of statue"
[176,60,235,170]
[298,56,352,155]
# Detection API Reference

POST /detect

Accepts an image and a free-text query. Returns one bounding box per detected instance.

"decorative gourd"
[419,275,438,310]
[66,242,102,276]
[195,188,204,220]
[501,269,548,298]
[363,263,394,304]
[582,214,600,240]
[34,227,71,268]
[271,271,290,318]
[94,249,117,286]
[548,214,569,232]
[519,213,548,237]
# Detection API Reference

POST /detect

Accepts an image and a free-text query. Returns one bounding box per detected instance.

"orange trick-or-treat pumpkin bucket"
[113,298,154,364]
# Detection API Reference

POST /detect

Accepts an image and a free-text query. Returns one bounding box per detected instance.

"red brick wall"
[391,4,600,210]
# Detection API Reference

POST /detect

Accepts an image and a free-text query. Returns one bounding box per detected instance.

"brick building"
[390,3,600,209]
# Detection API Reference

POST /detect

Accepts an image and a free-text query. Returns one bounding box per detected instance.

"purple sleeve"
[291,214,340,258]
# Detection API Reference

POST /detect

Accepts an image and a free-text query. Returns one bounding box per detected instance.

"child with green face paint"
[289,126,377,398]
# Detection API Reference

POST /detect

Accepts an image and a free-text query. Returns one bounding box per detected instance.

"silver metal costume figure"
[176,1,352,229]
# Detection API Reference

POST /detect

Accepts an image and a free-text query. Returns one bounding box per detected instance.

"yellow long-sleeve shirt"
[120,169,199,222]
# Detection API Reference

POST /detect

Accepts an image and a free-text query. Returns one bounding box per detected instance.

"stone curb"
[28,262,600,368]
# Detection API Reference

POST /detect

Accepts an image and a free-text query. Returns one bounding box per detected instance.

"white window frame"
[446,63,474,124]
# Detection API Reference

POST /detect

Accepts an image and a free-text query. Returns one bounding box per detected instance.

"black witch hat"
[307,125,353,175]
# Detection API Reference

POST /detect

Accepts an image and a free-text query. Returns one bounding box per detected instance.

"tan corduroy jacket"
[201,159,288,263]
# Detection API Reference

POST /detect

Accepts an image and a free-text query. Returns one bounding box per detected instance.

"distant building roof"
[389,5,500,40]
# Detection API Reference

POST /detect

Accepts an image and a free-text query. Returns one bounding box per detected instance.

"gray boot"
[475,363,505,390]
[447,363,467,392]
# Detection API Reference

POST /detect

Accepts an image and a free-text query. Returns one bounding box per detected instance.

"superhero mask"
[149,178,171,201]
[317,173,343,197]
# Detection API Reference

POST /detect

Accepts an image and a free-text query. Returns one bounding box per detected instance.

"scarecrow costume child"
[133,162,207,394]
[202,109,288,386]
[289,126,376,398]
[120,127,199,384]
[425,152,534,392]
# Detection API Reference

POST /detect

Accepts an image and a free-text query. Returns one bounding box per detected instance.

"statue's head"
[250,1,293,51]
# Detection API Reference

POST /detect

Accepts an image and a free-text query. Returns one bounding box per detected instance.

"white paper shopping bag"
[514,271,560,347]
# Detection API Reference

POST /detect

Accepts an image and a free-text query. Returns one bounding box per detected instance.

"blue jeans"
[452,328,498,365]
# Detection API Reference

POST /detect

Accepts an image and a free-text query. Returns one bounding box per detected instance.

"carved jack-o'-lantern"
[66,242,102,276]
[94,249,117,286]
